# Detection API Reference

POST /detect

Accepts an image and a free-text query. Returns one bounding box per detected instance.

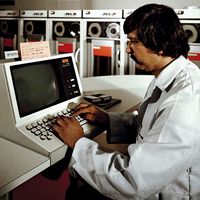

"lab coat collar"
[155,55,187,92]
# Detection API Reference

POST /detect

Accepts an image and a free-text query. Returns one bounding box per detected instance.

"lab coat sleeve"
[68,137,142,200]
[68,93,200,200]
[106,112,138,144]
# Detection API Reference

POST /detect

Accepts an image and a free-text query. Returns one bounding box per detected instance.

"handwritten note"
[20,41,51,61]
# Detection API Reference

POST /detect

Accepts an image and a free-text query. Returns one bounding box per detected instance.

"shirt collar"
[155,55,187,91]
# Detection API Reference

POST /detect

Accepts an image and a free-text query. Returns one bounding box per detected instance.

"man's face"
[126,31,163,73]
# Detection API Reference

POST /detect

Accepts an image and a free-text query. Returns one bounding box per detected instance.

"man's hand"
[72,102,110,128]
[53,102,110,148]
[53,116,84,148]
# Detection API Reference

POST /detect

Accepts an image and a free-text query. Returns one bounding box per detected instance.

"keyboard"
[25,108,88,141]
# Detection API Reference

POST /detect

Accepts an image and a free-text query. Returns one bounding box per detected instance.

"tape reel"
[0,21,8,34]
[183,24,198,43]
[54,22,65,37]
[106,23,120,39]
[88,23,102,37]
[24,21,34,35]
[69,22,80,37]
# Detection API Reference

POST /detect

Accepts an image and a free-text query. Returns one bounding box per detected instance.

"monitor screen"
[10,55,81,117]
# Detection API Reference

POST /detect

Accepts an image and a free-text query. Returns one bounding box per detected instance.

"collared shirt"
[69,56,200,200]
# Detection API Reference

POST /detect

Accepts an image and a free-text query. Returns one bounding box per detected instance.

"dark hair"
[123,4,190,58]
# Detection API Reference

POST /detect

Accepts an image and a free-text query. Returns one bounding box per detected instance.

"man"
[53,4,200,199]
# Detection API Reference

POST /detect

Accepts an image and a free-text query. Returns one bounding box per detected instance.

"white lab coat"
[69,56,200,200]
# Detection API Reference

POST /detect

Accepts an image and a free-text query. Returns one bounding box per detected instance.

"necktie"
[137,86,162,127]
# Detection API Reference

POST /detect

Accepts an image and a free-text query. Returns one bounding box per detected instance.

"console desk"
[0,75,153,199]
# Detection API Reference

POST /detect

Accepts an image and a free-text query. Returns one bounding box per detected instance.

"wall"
[1,0,200,10]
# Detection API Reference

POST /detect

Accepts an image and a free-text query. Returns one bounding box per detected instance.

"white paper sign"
[4,50,19,59]
[20,41,51,61]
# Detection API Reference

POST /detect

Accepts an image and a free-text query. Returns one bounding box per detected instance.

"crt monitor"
[5,53,82,125]
[0,53,83,164]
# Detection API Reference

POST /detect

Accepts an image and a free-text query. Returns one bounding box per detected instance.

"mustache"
[130,54,141,64]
